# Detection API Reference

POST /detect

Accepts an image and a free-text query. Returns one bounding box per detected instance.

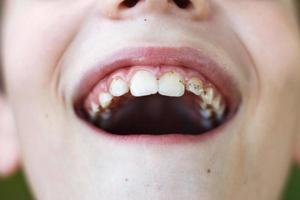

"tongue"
[96,94,219,135]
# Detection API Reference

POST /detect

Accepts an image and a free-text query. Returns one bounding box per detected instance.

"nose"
[100,0,210,20]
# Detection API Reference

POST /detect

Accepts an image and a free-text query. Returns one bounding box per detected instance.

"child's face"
[1,0,300,199]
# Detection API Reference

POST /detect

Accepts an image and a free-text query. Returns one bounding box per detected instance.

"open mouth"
[74,47,240,142]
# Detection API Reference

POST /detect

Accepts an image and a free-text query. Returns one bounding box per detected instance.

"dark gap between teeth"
[89,94,225,135]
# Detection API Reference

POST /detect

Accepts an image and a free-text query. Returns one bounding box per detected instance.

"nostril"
[121,0,140,8]
[120,0,193,10]
[173,0,192,9]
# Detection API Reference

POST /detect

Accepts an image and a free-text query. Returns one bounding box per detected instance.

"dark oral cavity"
[77,66,229,136]
[87,94,227,135]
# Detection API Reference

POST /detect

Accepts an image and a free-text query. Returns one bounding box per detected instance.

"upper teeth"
[88,70,226,120]
[98,92,113,109]
[158,72,185,97]
[88,102,100,120]
[201,87,214,104]
[200,108,213,119]
[211,94,221,110]
[186,77,204,96]
[91,102,100,113]
[109,77,129,97]
[130,70,158,97]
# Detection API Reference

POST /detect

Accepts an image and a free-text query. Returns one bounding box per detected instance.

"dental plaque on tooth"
[83,65,229,136]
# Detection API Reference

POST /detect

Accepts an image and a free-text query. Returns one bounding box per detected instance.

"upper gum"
[84,65,221,110]
[106,65,206,87]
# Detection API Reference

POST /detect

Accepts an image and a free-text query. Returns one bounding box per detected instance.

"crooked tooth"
[109,77,129,97]
[186,77,204,96]
[158,71,185,97]
[130,70,158,97]
[98,92,113,109]
[201,87,214,104]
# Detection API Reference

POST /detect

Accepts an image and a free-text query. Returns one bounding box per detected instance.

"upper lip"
[73,46,241,114]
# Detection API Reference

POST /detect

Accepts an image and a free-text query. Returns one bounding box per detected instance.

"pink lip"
[73,46,241,144]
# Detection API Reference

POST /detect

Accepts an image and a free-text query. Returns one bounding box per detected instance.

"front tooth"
[130,70,158,97]
[109,77,129,97]
[201,87,214,104]
[158,71,185,97]
[98,92,113,109]
[186,77,204,96]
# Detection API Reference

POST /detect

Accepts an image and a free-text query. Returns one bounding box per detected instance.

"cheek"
[221,1,300,191]
[2,1,92,100]
[221,2,300,78]
[223,1,300,110]
[240,7,300,112]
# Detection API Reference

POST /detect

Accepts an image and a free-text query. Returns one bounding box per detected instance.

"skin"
[1,0,300,199]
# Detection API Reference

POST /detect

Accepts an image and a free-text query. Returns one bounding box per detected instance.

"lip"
[73,46,241,144]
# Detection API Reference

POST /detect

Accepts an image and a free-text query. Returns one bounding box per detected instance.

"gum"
[84,65,218,112]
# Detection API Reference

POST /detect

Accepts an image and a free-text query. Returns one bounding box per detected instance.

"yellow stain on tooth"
[201,87,214,104]
[186,77,204,96]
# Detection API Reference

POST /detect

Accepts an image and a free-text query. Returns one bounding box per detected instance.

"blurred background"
[0,165,299,199]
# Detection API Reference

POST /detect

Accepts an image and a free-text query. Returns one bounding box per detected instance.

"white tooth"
[89,102,99,120]
[98,92,113,109]
[130,70,158,97]
[212,94,222,110]
[202,119,213,129]
[91,102,99,113]
[109,77,129,97]
[201,87,214,104]
[200,108,213,119]
[158,71,185,97]
[186,77,204,96]
[216,104,226,119]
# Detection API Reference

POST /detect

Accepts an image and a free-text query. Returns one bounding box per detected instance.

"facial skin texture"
[1,0,300,199]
